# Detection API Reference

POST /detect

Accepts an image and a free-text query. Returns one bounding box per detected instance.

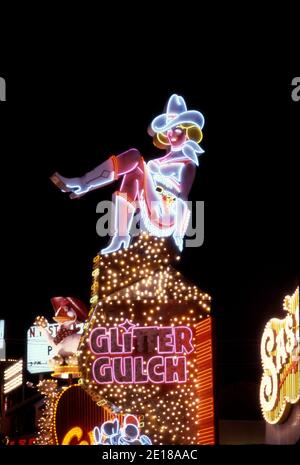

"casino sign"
[260,287,299,424]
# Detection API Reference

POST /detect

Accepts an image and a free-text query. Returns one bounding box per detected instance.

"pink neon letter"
[93,357,113,383]
[134,357,148,383]
[109,328,123,353]
[90,328,109,354]
[165,356,186,383]
[174,326,194,354]
[113,357,133,383]
[148,356,164,383]
[158,327,174,353]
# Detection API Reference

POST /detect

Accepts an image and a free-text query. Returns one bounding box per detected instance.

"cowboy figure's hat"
[50,296,88,322]
[151,94,204,134]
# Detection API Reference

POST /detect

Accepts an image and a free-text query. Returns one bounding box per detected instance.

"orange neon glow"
[62,427,90,445]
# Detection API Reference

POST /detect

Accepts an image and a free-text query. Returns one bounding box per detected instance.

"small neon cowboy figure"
[51,94,205,254]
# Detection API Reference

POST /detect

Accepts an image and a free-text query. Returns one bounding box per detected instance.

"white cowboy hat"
[150,94,204,133]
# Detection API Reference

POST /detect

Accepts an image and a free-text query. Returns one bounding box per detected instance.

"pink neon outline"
[147,356,165,384]
[134,179,139,200]
[118,318,135,331]
[90,325,193,355]
[174,326,194,354]
[160,155,189,165]
[90,327,109,355]
[112,357,134,384]
[155,150,190,165]
[156,151,173,163]
[164,356,187,384]
[120,175,126,192]
[109,327,133,355]
[90,325,193,385]
[123,331,134,354]
[118,161,139,177]
[119,195,135,225]
[109,327,124,354]
[92,357,113,384]
[134,356,149,384]
[157,326,175,354]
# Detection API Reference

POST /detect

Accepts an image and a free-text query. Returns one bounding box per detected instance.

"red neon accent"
[110,156,119,180]
[195,318,215,445]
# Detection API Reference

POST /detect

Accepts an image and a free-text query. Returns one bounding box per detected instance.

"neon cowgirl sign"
[50,94,205,254]
[90,321,194,384]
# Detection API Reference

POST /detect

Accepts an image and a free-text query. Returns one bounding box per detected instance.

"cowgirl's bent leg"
[101,157,144,254]
[115,149,143,176]
[51,148,143,198]
[119,168,144,203]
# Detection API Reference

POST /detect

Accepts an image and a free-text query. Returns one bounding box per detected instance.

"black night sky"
[1,39,298,424]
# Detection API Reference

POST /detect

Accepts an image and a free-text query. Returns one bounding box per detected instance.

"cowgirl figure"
[51,94,204,254]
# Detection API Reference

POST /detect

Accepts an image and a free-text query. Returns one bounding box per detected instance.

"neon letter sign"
[90,323,194,385]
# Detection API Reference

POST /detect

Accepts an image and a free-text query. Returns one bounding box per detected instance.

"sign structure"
[27,323,84,374]
[0,320,5,360]
[4,359,23,394]
[47,95,213,446]
[79,234,215,445]
[260,286,300,424]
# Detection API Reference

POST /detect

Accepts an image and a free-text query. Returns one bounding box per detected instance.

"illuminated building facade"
[79,233,215,445]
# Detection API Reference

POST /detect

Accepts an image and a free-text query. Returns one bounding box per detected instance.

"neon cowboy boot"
[101,193,135,254]
[50,156,118,198]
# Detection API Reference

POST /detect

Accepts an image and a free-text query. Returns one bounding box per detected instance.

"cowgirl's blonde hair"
[153,123,203,149]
